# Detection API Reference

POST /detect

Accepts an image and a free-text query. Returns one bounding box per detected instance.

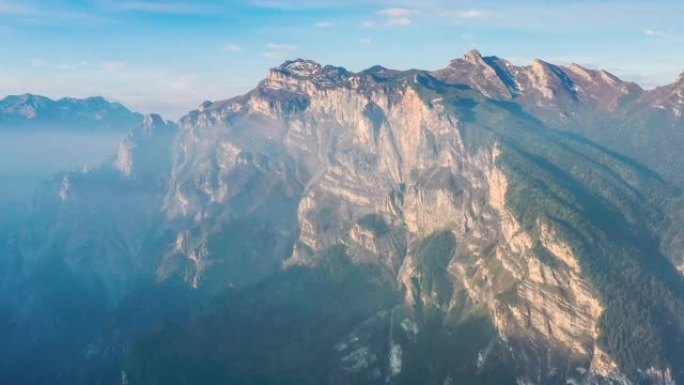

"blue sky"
[1,0,683,119]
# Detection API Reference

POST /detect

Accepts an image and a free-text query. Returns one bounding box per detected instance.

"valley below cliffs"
[2,52,684,385]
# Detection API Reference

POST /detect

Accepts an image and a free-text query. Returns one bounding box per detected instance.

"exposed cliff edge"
[3,55,684,385]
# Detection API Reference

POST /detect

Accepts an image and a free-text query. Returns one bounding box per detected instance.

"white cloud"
[642,28,684,44]
[452,9,490,19]
[377,8,411,17]
[315,21,334,28]
[56,61,89,70]
[23,59,90,71]
[251,0,368,10]
[377,7,414,26]
[30,59,46,68]
[0,1,98,24]
[107,1,210,14]
[223,43,241,52]
[643,28,674,38]
[361,20,375,28]
[101,61,127,72]
[360,37,372,44]
[388,17,411,26]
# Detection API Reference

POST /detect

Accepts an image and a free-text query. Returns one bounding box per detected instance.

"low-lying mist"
[0,131,124,205]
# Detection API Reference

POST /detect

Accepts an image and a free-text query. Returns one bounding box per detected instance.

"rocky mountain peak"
[274,58,323,78]
[508,58,578,104]
[142,113,166,128]
[567,63,592,78]
[8,51,684,385]
[530,58,553,76]
[435,51,518,98]
[262,59,353,91]
[444,49,487,69]
[136,53,684,385]
[78,95,107,104]
[115,113,176,177]
[566,64,621,87]
[137,113,174,136]
[0,93,50,114]
[0,93,143,130]
[462,49,485,64]
[359,65,409,84]
[7,92,48,103]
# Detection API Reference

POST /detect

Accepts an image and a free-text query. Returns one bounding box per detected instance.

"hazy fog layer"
[0,131,122,177]
[0,131,123,200]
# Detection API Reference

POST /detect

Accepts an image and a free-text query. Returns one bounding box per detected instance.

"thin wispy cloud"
[452,9,491,19]
[251,0,367,10]
[30,59,45,68]
[58,61,90,70]
[223,43,241,52]
[25,59,90,71]
[106,1,211,14]
[642,28,684,44]
[101,61,127,72]
[0,1,99,24]
[360,37,372,44]
[643,28,675,38]
[315,21,335,28]
[0,0,32,15]
[377,8,414,27]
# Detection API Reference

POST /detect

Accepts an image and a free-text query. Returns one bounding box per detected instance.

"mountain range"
[1,50,684,385]
[0,93,142,131]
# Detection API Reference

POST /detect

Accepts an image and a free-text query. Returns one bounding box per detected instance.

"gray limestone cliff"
[4,54,684,385]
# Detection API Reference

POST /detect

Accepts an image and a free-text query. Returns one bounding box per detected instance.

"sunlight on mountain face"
[1,2,684,385]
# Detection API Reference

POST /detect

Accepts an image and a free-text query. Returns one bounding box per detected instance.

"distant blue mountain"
[0,93,143,131]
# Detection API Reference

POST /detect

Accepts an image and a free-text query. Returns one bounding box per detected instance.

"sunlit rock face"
[4,55,684,385]
[143,59,682,384]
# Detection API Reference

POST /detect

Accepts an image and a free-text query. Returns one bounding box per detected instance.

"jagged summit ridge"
[430,50,645,123]
[275,58,323,78]
[140,112,175,132]
[184,50,679,137]
[265,58,353,89]
[146,49,684,385]
[462,48,486,63]
[5,49,684,385]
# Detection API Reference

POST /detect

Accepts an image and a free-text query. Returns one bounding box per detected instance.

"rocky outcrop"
[5,54,684,385]
[433,50,642,125]
[152,59,666,384]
